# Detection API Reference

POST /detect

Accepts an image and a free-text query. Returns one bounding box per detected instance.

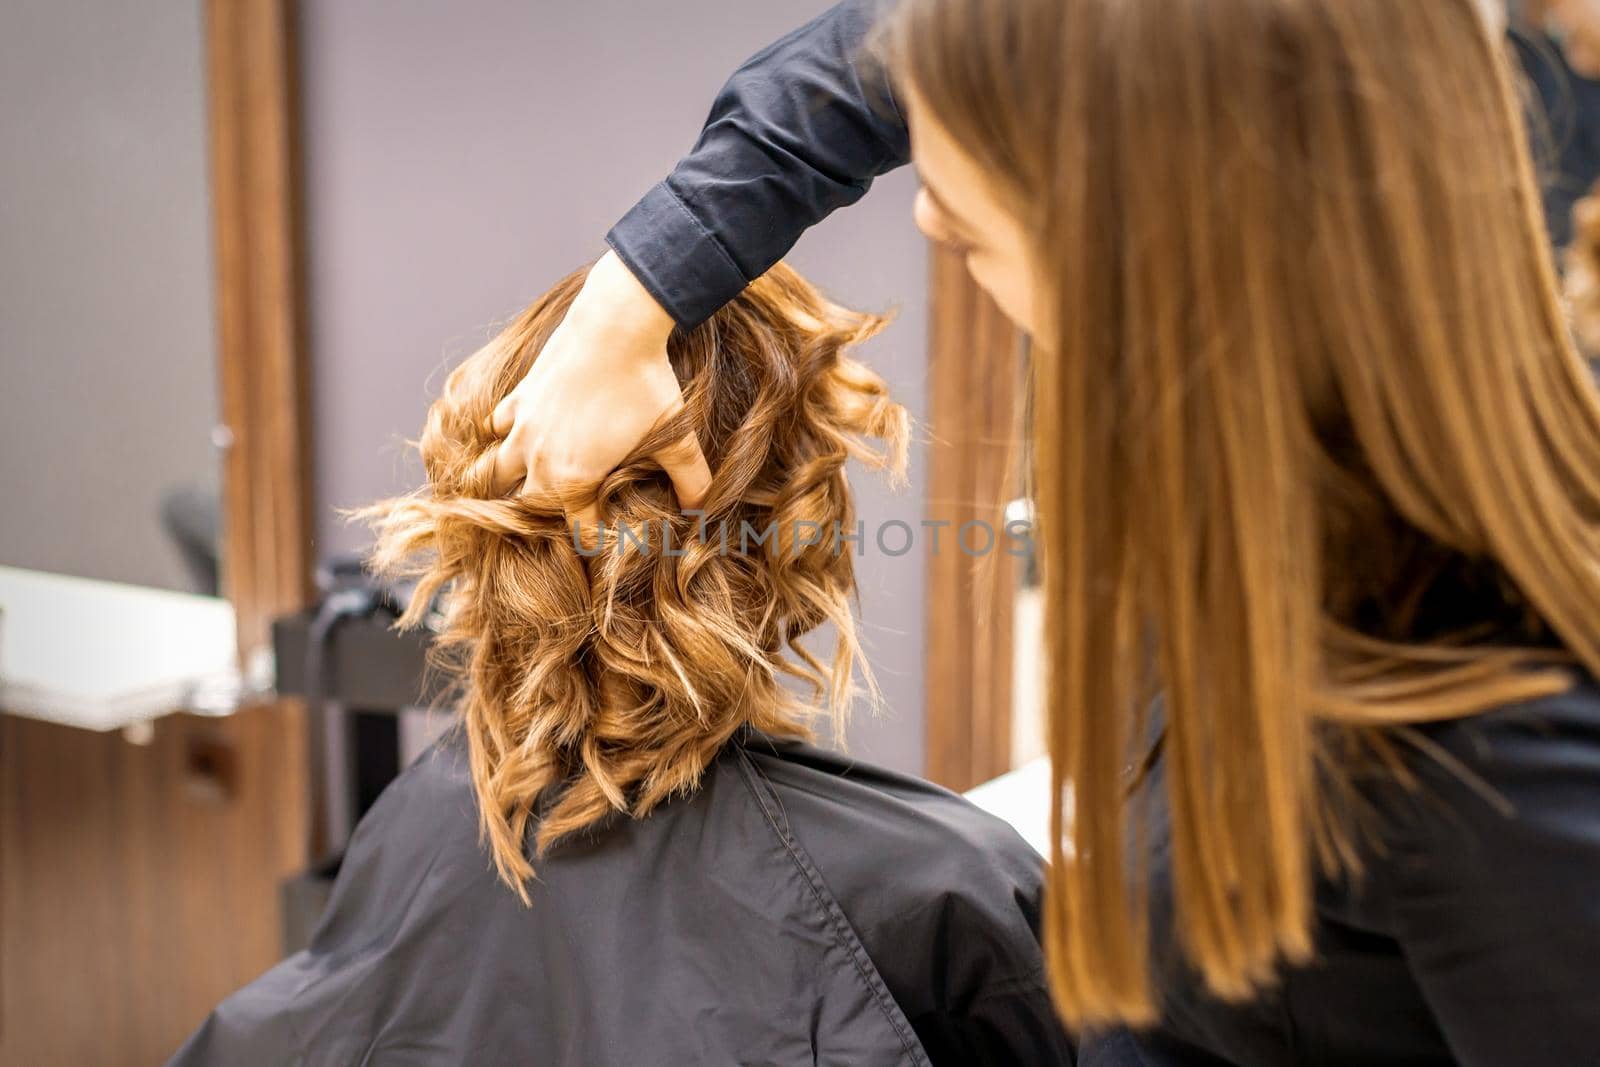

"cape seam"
[733,747,932,1067]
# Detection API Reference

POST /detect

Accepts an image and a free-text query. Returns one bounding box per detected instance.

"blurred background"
[1,1,1595,1063]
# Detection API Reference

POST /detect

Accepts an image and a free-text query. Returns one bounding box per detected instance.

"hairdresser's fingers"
[653,431,713,511]
[487,435,526,497]
[489,396,516,437]
[566,497,603,551]
[479,252,680,504]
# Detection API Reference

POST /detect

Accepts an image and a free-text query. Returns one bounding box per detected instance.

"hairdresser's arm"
[1387,692,1600,1065]
[491,0,910,505]
[606,0,912,329]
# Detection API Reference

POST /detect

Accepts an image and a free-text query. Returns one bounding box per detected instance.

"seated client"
[167,262,1073,1066]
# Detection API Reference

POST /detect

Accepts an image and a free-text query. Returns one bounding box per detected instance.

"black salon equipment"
[272,554,449,954]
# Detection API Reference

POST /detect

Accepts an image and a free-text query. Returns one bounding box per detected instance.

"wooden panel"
[0,708,305,1066]
[923,246,1025,792]
[0,0,312,1062]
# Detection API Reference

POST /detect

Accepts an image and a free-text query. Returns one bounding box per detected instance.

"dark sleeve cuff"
[605,181,752,331]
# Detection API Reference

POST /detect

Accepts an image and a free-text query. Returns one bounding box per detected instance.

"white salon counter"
[0,565,238,731]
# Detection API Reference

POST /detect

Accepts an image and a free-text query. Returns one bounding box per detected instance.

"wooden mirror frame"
[209,0,315,650]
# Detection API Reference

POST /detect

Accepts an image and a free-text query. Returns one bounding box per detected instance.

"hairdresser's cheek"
[964,252,1037,338]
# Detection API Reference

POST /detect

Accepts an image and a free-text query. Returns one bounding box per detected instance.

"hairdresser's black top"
[1096,667,1600,1067]
[605,0,909,329]
[165,727,1072,1066]
[606,3,1600,1065]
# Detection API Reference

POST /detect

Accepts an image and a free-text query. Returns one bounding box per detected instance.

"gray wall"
[298,0,929,772]
[0,0,219,593]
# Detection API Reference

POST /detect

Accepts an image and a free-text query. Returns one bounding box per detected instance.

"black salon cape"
[166,727,1073,1066]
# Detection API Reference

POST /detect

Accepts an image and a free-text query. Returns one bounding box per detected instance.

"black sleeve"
[1386,679,1600,1066]
[604,0,912,329]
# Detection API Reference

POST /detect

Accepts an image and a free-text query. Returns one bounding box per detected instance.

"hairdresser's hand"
[487,250,712,531]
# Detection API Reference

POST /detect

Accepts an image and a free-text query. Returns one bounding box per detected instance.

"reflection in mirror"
[0,0,222,597]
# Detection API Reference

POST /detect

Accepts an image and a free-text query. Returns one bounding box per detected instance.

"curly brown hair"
[344,261,909,903]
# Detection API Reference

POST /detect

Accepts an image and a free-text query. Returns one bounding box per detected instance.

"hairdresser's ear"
[653,431,713,510]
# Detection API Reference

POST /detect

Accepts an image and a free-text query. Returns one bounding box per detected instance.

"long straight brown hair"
[885,0,1600,1028]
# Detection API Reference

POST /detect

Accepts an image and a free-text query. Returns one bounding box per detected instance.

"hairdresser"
[483,1,1600,1064]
